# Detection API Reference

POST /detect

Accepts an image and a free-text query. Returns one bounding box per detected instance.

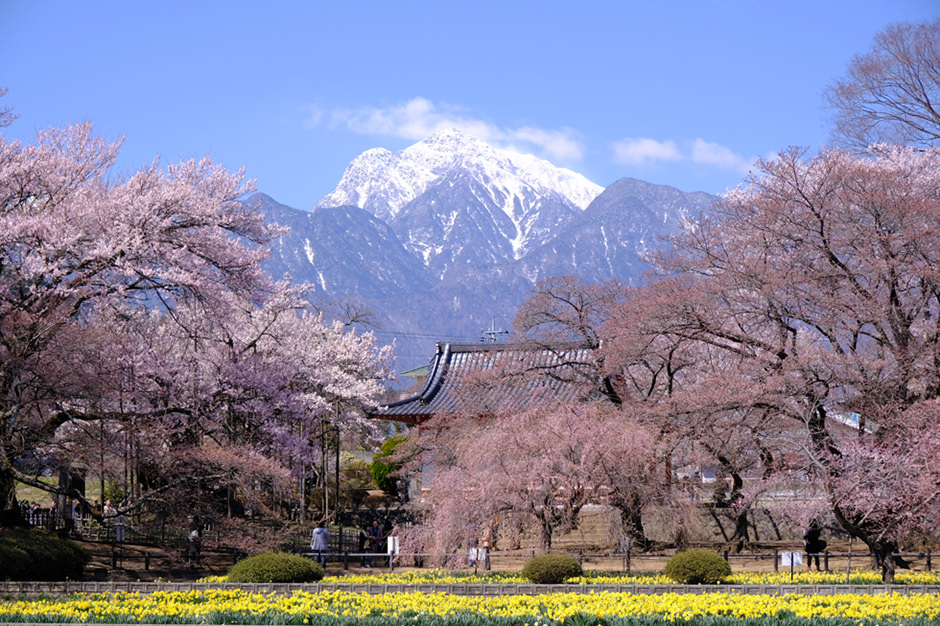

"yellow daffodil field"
[316,568,940,587]
[1,587,940,625]
[3,568,940,626]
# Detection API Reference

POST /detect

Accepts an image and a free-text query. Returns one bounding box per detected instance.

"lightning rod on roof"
[481,317,509,343]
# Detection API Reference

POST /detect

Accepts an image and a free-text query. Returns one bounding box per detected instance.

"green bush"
[663,548,731,584]
[521,553,583,584]
[227,551,324,583]
[0,527,91,580]
[371,434,407,496]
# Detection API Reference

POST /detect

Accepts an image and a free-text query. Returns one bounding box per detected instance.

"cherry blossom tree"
[630,145,940,581]
[0,116,392,524]
[598,277,803,551]
[70,286,390,520]
[0,88,16,128]
[402,400,661,562]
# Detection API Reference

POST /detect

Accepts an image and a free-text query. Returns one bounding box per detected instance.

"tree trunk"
[724,471,751,552]
[725,508,751,553]
[539,517,553,551]
[0,463,24,527]
[868,539,901,584]
[617,496,649,550]
[832,502,902,584]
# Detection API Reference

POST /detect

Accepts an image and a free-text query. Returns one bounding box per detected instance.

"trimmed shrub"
[663,548,731,584]
[0,527,91,580]
[521,553,583,584]
[226,551,324,583]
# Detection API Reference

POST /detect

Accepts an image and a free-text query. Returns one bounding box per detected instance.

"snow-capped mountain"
[315,128,601,217]
[255,131,717,376]
[315,129,604,278]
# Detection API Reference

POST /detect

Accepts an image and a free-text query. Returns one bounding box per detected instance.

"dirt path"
[78,540,404,581]
[78,540,233,582]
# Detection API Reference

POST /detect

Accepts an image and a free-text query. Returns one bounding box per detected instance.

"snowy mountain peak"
[407,127,489,156]
[313,129,603,221]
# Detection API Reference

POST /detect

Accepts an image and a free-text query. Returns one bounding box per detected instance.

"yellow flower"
[2,585,939,622]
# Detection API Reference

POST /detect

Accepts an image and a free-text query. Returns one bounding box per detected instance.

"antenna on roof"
[481,317,509,343]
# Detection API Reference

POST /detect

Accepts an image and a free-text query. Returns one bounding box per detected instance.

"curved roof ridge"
[371,340,596,424]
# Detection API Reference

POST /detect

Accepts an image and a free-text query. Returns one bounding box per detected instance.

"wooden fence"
[298,547,937,578]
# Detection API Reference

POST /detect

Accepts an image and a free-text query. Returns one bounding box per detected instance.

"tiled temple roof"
[371,341,596,424]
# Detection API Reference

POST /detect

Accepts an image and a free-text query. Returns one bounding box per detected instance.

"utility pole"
[481,317,509,343]
[335,423,340,518]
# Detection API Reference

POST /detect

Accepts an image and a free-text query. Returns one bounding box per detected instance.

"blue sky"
[2,1,937,210]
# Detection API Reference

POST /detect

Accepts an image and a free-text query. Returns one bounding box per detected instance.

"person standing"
[115,511,126,542]
[367,520,384,566]
[187,514,202,567]
[358,523,371,567]
[803,520,827,571]
[311,521,330,567]
[479,522,493,571]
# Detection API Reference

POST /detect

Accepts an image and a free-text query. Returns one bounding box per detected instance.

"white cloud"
[314,97,586,162]
[612,136,754,176]
[612,138,682,166]
[312,100,756,178]
[690,138,753,174]
[513,127,585,161]
[332,97,449,139]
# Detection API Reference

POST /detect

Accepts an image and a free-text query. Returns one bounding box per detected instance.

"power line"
[370,329,486,342]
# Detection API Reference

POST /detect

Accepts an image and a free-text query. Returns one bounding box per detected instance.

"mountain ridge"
[254,131,717,375]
